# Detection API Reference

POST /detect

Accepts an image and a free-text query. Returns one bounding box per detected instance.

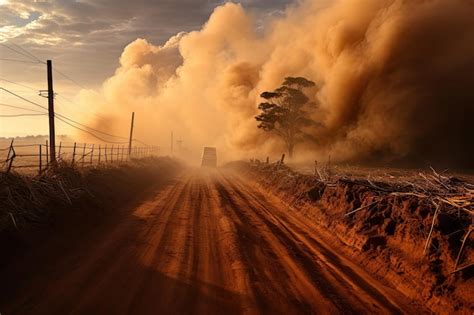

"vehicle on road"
[201,147,217,167]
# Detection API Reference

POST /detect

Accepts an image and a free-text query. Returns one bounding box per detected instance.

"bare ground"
[0,167,431,314]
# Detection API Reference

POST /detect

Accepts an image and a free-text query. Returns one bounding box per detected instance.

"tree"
[255,77,316,158]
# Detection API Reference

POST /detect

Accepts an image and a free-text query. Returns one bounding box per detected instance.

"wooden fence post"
[82,143,86,167]
[58,142,62,161]
[98,144,101,164]
[90,144,94,165]
[280,153,285,165]
[314,160,318,175]
[45,140,49,166]
[72,142,77,165]
[39,144,42,174]
[6,139,15,173]
[105,144,108,163]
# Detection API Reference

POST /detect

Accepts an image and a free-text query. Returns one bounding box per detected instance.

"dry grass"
[252,160,474,273]
[0,157,178,232]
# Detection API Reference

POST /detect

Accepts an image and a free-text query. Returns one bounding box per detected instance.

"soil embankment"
[232,162,473,314]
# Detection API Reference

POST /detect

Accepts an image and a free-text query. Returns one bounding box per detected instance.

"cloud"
[78,0,474,168]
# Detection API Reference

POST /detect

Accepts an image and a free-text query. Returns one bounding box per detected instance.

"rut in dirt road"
[1,168,425,315]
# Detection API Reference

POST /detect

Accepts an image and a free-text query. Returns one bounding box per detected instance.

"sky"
[1,0,473,167]
[0,0,292,137]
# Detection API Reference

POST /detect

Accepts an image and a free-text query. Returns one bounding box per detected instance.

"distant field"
[288,162,474,185]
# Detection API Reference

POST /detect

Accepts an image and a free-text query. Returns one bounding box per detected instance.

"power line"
[0,113,47,117]
[0,43,43,63]
[0,103,47,114]
[53,68,87,90]
[0,58,40,64]
[0,78,40,91]
[133,138,149,146]
[0,86,148,146]
[56,94,108,121]
[12,43,44,63]
[0,87,48,110]
[0,87,126,140]
[55,115,128,144]
[54,112,128,140]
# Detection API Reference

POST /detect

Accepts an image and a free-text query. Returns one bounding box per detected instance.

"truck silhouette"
[201,147,217,167]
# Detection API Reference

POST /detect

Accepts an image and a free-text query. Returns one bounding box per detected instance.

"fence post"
[72,142,77,165]
[314,160,318,175]
[98,144,101,164]
[58,142,62,161]
[121,145,124,162]
[90,144,94,165]
[111,145,114,163]
[105,144,108,163]
[6,139,15,173]
[39,144,42,174]
[82,143,86,167]
[45,140,49,167]
[280,153,285,165]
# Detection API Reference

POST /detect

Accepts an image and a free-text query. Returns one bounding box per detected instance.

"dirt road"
[1,169,425,314]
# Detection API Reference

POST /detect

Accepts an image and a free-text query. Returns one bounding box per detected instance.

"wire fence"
[1,139,160,175]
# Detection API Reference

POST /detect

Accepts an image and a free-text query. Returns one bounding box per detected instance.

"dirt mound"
[232,162,473,314]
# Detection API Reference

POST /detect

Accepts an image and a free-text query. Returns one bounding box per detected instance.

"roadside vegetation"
[0,157,179,233]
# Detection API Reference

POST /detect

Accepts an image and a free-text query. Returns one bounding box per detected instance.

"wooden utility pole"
[47,60,56,165]
[170,131,174,156]
[128,112,135,158]
[177,139,182,153]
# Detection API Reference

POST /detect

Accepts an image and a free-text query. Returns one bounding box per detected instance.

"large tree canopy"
[255,77,317,157]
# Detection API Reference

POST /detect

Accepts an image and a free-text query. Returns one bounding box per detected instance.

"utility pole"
[170,131,173,156]
[177,139,182,153]
[128,112,135,158]
[47,60,56,165]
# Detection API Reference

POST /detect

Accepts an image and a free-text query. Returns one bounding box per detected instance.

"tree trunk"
[288,143,294,158]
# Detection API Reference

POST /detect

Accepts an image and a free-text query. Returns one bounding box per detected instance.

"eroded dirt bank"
[0,168,428,314]
[230,162,473,314]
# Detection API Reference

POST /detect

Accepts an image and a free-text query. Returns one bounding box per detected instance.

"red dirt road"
[1,169,426,314]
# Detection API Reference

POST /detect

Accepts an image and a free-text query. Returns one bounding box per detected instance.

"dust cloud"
[78,0,474,167]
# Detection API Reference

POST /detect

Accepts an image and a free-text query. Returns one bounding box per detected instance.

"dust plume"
[78,0,474,167]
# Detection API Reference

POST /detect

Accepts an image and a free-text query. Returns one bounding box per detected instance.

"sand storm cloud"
[78,0,474,166]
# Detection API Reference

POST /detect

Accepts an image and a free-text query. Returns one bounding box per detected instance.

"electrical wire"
[55,115,128,144]
[0,103,47,114]
[0,87,48,110]
[133,138,149,146]
[55,94,109,121]
[0,43,42,63]
[0,78,41,91]
[0,58,41,64]
[53,68,87,90]
[0,87,126,140]
[54,112,128,140]
[0,87,148,145]
[12,43,44,63]
[0,113,47,117]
